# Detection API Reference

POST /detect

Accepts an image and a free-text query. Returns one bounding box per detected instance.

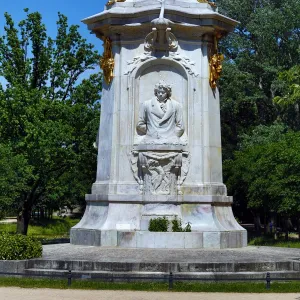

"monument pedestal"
[71,193,246,248]
[71,0,246,248]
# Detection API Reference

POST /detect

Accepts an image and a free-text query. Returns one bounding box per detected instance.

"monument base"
[70,193,247,249]
[70,229,247,249]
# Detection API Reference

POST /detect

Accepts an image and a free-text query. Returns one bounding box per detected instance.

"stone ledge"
[70,229,247,249]
[85,194,233,204]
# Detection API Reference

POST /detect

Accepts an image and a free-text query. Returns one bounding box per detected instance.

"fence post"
[68,270,72,287]
[266,272,271,290]
[168,272,173,290]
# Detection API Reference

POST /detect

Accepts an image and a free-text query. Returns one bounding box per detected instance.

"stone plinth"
[70,0,246,248]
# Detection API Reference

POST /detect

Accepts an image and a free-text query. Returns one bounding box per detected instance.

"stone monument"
[70,0,247,248]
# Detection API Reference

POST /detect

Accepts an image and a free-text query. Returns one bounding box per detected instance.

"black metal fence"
[0,270,297,290]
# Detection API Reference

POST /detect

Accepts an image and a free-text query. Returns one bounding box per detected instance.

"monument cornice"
[83,6,238,38]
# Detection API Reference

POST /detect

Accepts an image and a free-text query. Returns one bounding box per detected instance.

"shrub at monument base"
[0,233,42,260]
[148,217,169,232]
[149,217,192,232]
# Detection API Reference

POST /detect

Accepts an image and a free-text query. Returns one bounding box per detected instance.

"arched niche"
[132,58,189,143]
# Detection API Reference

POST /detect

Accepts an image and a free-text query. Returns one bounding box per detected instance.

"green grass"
[249,235,300,248]
[0,217,80,240]
[0,277,300,292]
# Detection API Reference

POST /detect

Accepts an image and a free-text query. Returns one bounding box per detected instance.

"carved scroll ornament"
[100,37,114,85]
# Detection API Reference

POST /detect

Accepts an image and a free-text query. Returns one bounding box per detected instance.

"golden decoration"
[106,0,126,6]
[209,53,224,89]
[197,0,217,8]
[209,32,224,89]
[100,37,114,85]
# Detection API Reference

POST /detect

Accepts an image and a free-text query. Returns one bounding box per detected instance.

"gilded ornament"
[197,0,217,7]
[106,0,126,6]
[209,53,224,89]
[100,37,114,85]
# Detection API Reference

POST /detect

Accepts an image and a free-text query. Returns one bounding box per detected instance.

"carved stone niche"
[131,149,190,196]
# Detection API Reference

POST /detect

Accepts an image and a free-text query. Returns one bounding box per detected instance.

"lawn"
[0,217,80,240]
[249,235,300,248]
[0,277,300,292]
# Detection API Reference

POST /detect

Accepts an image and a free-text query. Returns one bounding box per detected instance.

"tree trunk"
[297,218,300,241]
[16,202,32,235]
[264,212,268,235]
[253,212,262,236]
[284,218,289,241]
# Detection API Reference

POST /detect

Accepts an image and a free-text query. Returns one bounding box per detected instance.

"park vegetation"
[0,233,42,259]
[0,9,101,234]
[0,0,300,241]
[216,0,300,238]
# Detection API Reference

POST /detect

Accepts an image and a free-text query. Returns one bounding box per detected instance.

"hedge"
[0,233,42,260]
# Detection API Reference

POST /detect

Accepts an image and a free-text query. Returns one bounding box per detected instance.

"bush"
[171,217,182,232]
[149,217,192,232]
[0,233,42,260]
[148,217,168,232]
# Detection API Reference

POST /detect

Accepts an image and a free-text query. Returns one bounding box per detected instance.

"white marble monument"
[70,0,247,248]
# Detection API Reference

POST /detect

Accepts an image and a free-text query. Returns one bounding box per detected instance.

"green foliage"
[148,217,168,232]
[225,127,300,215]
[171,217,192,232]
[171,217,182,232]
[273,65,300,130]
[249,236,300,248]
[149,217,192,232]
[216,0,300,159]
[0,9,101,234]
[0,217,80,239]
[2,277,300,293]
[0,233,42,260]
[184,222,192,232]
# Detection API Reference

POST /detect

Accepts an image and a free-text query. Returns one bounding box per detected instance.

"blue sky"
[0,0,107,87]
[0,0,107,49]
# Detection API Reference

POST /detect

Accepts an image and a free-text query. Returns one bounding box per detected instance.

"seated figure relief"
[136,80,187,145]
[131,81,190,196]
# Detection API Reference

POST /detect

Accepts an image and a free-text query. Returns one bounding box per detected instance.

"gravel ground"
[1,288,300,300]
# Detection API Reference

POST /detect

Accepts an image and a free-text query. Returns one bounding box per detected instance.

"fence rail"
[0,271,297,290]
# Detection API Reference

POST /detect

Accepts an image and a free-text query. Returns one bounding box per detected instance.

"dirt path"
[1,288,300,300]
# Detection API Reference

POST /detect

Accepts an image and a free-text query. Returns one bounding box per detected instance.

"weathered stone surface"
[71,0,246,248]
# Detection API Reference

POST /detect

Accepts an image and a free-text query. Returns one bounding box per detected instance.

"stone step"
[24,268,300,281]
[27,259,295,273]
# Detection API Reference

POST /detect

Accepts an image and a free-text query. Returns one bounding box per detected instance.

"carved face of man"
[156,87,168,102]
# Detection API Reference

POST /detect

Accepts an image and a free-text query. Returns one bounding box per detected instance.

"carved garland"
[100,37,114,85]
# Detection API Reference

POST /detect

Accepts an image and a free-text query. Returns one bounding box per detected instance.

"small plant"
[148,217,169,232]
[149,217,192,232]
[171,217,182,232]
[184,222,192,232]
[0,233,42,260]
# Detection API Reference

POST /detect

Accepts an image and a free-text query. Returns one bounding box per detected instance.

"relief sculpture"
[131,81,190,195]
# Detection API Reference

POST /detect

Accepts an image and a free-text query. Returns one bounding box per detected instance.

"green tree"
[0,10,101,234]
[273,65,300,129]
[217,0,300,158]
[224,125,300,234]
